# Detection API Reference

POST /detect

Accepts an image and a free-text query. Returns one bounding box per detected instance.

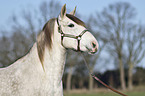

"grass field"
[64,92,145,96]
[64,86,145,96]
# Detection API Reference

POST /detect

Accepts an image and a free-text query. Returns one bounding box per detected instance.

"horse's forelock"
[66,14,86,28]
[37,18,56,69]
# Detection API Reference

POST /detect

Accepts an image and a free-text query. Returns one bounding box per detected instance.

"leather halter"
[57,18,88,51]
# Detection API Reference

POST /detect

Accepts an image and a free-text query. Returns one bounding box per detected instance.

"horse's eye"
[68,23,74,27]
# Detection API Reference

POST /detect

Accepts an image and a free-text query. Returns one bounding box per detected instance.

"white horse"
[0,4,99,96]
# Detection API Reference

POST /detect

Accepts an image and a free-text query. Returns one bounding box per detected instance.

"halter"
[57,18,88,51]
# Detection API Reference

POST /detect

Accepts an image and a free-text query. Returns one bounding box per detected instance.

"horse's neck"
[43,45,66,76]
[42,23,66,80]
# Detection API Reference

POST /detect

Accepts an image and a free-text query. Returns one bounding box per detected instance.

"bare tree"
[94,2,136,90]
[125,24,145,90]
[65,51,80,92]
[0,35,11,67]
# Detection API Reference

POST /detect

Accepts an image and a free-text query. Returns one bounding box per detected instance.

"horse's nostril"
[92,42,96,48]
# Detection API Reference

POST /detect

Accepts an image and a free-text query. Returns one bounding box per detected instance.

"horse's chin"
[79,50,97,55]
[81,48,97,55]
[88,52,95,55]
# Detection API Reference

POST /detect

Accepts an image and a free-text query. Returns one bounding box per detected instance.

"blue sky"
[0,0,145,28]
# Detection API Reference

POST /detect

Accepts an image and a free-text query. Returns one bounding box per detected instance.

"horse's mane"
[37,18,56,68]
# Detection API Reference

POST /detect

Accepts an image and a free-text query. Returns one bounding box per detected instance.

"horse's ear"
[60,4,66,19]
[70,6,76,16]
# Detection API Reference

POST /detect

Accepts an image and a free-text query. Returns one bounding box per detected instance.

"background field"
[64,92,145,96]
[64,86,145,96]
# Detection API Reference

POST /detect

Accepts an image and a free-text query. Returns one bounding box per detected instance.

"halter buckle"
[77,36,81,40]
[61,33,64,37]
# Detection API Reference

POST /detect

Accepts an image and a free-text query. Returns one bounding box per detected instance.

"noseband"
[57,18,88,51]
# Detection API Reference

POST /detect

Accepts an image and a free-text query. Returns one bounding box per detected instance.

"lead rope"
[80,53,127,96]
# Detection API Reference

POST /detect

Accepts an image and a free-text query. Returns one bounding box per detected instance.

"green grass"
[64,86,145,96]
[64,93,120,96]
[64,92,145,96]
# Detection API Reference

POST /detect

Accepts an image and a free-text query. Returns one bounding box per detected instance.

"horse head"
[57,4,99,54]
